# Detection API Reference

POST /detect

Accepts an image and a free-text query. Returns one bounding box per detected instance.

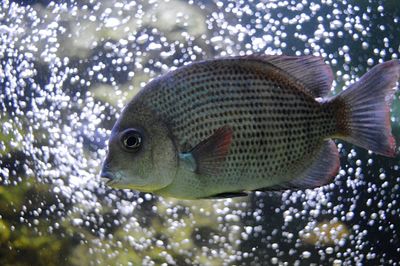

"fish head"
[100,102,178,192]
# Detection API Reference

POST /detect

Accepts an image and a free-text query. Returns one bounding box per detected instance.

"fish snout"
[100,155,116,185]
[100,169,116,185]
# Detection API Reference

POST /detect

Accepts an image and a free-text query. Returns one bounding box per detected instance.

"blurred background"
[0,0,399,265]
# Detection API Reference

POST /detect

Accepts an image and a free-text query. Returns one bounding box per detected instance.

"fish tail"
[329,60,399,157]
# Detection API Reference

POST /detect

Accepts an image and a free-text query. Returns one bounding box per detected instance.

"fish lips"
[100,169,149,188]
[100,171,117,186]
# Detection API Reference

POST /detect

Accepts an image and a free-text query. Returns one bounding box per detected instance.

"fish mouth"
[100,169,151,189]
[100,171,118,186]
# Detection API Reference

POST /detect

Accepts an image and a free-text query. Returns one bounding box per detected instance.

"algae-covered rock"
[143,0,207,41]
[299,219,350,246]
[0,220,10,244]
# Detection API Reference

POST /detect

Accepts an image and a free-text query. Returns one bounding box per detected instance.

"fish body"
[101,55,399,199]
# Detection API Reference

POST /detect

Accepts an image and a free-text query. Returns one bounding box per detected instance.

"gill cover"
[105,101,178,191]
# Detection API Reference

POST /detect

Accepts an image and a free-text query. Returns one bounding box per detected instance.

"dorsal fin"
[243,55,334,98]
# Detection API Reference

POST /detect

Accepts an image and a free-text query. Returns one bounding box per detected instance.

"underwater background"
[0,0,399,265]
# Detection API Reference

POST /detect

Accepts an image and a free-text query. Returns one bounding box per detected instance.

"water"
[0,0,399,265]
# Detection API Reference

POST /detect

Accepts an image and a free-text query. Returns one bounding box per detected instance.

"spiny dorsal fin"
[180,126,233,177]
[243,55,334,98]
[258,140,339,191]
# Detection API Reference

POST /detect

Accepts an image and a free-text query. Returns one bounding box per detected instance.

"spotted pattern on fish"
[138,58,337,189]
[101,56,398,199]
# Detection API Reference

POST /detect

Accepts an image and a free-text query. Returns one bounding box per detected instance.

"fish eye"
[120,129,142,152]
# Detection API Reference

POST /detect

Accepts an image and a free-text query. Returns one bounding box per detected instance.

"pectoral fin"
[179,126,233,177]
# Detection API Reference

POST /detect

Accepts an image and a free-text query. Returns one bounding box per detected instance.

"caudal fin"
[330,60,399,157]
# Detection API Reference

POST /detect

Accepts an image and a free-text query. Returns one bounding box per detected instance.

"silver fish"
[100,55,399,199]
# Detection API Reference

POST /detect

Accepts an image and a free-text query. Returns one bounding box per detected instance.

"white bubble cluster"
[0,0,399,265]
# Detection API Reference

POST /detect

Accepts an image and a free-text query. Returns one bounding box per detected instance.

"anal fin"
[259,140,340,191]
[203,191,248,199]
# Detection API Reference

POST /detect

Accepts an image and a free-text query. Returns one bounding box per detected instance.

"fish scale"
[141,58,336,190]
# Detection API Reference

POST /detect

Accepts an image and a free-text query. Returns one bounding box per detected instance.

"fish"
[100,55,399,199]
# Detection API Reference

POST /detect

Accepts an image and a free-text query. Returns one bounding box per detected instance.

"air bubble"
[0,1,399,265]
